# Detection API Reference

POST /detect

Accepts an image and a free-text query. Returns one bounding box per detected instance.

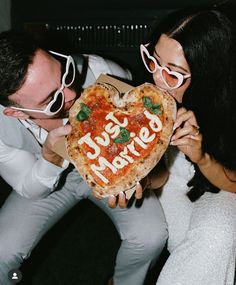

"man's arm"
[0,141,66,199]
[0,125,71,199]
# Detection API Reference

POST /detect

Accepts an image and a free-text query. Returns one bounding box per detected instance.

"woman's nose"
[153,72,165,88]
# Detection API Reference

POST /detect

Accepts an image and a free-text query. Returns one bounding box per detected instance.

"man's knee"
[142,227,167,258]
[126,225,168,261]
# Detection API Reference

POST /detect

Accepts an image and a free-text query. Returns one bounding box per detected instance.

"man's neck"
[32,118,64,131]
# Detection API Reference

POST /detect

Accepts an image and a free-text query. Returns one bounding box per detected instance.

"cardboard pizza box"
[53,74,136,199]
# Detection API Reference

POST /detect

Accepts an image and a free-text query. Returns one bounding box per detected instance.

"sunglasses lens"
[148,60,156,72]
[50,92,63,113]
[143,52,156,72]
[161,69,180,88]
[64,62,75,86]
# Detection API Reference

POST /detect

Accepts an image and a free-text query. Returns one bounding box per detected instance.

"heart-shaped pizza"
[66,82,176,197]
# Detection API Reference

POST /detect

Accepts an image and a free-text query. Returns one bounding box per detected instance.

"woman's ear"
[3,107,30,120]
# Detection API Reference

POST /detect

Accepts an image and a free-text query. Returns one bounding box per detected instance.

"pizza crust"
[66,82,176,197]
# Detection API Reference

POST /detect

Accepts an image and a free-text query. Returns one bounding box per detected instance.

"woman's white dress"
[157,147,236,285]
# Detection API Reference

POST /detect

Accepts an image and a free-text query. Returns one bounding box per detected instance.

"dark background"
[11,0,235,83]
[1,0,235,284]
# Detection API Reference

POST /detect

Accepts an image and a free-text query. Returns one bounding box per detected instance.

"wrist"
[144,170,169,190]
[42,150,64,167]
[140,176,152,190]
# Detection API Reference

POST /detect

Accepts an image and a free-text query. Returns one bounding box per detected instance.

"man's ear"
[3,107,30,120]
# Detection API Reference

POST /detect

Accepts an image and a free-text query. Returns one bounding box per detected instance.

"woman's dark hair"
[0,30,39,105]
[148,8,236,201]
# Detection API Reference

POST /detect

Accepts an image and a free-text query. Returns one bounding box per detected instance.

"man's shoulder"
[86,54,132,80]
[72,53,132,89]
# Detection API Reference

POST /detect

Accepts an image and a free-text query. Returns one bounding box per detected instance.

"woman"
[140,8,236,284]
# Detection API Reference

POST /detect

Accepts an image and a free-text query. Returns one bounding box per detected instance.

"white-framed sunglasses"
[140,44,191,90]
[11,50,76,116]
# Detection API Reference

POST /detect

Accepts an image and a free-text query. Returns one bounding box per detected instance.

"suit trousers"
[0,174,167,285]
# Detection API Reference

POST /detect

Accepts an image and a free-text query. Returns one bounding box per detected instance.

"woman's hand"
[170,109,236,193]
[42,124,72,167]
[170,107,205,164]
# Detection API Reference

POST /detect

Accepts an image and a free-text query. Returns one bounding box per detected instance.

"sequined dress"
[157,147,236,285]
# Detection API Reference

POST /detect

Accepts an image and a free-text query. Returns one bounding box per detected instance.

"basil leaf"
[76,103,92,121]
[142,96,153,109]
[77,110,88,121]
[142,96,162,115]
[150,104,161,114]
[113,127,130,144]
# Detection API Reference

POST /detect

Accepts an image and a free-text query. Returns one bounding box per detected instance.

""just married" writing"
[78,111,163,184]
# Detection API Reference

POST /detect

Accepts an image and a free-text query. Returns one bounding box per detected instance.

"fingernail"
[110,194,116,199]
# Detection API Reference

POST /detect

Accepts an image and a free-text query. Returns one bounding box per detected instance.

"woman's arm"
[171,107,236,193]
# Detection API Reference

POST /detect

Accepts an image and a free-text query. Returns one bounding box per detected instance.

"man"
[0,30,167,285]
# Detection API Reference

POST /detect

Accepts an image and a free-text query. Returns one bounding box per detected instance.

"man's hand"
[42,124,71,167]
[107,182,143,208]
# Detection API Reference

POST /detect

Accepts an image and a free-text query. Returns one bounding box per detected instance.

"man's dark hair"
[0,30,39,105]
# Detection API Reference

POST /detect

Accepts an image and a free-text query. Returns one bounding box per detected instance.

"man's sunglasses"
[140,44,191,90]
[11,50,76,116]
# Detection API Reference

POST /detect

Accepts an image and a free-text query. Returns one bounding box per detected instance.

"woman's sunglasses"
[140,44,191,90]
[11,50,76,116]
